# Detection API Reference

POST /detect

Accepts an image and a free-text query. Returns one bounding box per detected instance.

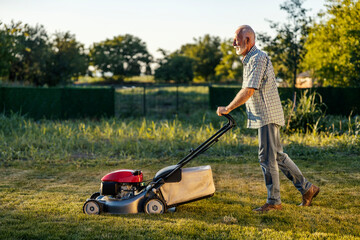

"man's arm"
[216,87,255,116]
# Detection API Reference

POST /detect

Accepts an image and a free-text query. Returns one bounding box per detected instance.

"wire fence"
[115,85,209,118]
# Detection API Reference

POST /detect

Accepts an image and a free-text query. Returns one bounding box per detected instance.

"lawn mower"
[83,114,236,215]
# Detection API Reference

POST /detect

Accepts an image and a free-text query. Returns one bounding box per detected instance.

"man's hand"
[216,106,231,116]
[216,88,255,117]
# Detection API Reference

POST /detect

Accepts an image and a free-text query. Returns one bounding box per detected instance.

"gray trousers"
[258,124,312,205]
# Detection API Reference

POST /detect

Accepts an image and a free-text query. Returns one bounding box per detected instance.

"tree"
[89,34,152,80]
[179,34,222,82]
[257,0,311,87]
[154,50,194,83]
[302,0,360,87]
[7,23,52,85]
[46,32,88,86]
[0,21,50,85]
[0,21,15,79]
[215,39,243,82]
[0,21,88,86]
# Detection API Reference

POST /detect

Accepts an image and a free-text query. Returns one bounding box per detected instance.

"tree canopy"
[257,0,311,87]
[5,22,51,85]
[155,36,243,83]
[0,21,17,78]
[154,49,194,83]
[215,40,243,82]
[302,0,360,87]
[0,22,88,86]
[46,32,88,86]
[89,34,152,80]
[5,0,360,88]
[179,34,222,82]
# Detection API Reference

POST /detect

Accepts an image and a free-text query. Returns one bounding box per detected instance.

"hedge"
[209,86,360,116]
[0,87,115,119]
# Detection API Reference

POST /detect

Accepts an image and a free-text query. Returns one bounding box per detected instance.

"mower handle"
[156,114,236,183]
[177,113,236,167]
[222,114,236,128]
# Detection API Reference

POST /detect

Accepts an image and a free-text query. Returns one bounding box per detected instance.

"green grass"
[0,112,359,239]
[75,75,155,85]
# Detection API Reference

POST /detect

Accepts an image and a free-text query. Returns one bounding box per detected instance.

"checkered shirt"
[241,46,285,129]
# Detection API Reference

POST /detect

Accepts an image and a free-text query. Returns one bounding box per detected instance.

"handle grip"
[222,114,236,128]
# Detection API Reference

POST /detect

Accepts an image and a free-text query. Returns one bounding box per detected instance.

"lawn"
[0,111,359,240]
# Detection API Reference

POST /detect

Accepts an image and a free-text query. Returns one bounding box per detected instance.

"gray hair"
[237,25,256,42]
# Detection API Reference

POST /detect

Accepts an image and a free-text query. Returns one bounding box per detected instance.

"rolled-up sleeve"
[244,54,267,89]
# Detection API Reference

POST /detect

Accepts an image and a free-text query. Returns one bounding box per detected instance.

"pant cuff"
[267,200,281,205]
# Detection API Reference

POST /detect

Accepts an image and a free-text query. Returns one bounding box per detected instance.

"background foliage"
[0,22,87,86]
[154,50,194,83]
[257,0,311,87]
[178,34,222,82]
[215,40,243,82]
[302,0,360,87]
[89,34,152,81]
[1,0,360,87]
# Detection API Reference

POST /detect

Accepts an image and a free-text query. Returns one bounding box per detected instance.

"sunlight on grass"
[0,113,359,239]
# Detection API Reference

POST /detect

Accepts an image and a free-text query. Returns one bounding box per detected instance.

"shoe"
[253,203,282,212]
[299,185,320,206]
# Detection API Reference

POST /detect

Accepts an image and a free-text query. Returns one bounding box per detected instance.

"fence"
[2,85,358,119]
[209,86,360,116]
[0,86,115,119]
[115,85,209,117]
[0,85,208,119]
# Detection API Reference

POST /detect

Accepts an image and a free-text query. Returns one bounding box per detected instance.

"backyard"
[1,0,360,238]
[0,93,359,239]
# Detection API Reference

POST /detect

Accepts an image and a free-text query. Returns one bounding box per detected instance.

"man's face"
[233,31,247,56]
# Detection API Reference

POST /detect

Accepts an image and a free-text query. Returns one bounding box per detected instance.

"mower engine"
[100,169,144,199]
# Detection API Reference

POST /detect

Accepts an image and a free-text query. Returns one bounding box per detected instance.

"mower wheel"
[90,192,101,199]
[144,198,165,214]
[83,200,102,215]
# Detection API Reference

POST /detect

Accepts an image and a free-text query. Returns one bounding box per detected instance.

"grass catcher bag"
[160,165,215,206]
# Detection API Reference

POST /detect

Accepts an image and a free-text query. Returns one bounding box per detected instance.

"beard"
[235,44,247,55]
[235,46,242,55]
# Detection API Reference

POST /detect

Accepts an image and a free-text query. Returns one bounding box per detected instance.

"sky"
[0,0,327,59]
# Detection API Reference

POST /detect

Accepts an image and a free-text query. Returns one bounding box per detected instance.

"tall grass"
[1,111,358,168]
[283,90,326,133]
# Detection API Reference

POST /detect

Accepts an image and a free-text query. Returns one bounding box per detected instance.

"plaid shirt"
[241,46,285,129]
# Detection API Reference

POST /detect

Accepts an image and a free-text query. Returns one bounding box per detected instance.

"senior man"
[217,25,320,212]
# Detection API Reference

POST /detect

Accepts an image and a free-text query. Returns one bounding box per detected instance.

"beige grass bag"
[160,165,215,206]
